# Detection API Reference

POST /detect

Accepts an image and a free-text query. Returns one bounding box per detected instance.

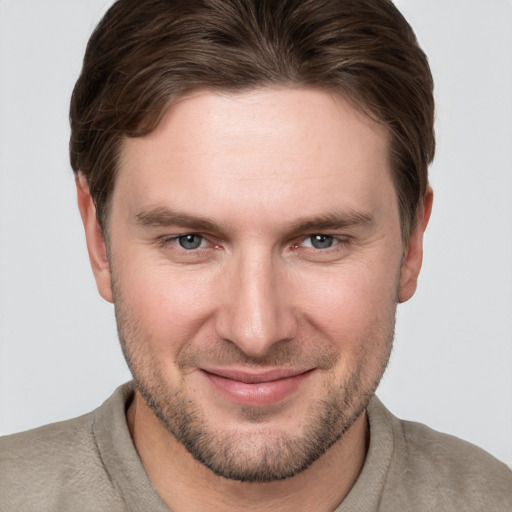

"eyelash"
[294,234,344,250]
[157,234,215,252]
[157,233,351,255]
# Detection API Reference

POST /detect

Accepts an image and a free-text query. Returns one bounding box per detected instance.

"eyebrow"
[289,210,374,234]
[135,207,225,233]
[135,206,374,234]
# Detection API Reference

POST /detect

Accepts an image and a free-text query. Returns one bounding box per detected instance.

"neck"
[127,392,368,512]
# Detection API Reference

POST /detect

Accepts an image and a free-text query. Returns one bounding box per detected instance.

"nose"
[214,249,297,358]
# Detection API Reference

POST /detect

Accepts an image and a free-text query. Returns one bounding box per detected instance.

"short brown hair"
[70,0,434,238]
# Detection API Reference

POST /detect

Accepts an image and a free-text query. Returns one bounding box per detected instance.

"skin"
[77,88,432,511]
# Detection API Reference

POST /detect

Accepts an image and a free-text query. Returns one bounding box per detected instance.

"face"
[80,88,427,482]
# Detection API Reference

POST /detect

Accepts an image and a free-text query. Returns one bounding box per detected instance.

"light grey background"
[1,0,511,465]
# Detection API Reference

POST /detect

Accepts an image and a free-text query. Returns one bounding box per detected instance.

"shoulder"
[398,418,512,484]
[0,410,97,469]
[0,409,96,459]
[0,412,107,511]
[0,386,133,512]
[379,402,512,511]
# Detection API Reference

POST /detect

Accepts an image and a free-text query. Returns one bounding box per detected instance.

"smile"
[200,367,315,406]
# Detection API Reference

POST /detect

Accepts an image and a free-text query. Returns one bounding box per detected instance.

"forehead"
[115,88,395,229]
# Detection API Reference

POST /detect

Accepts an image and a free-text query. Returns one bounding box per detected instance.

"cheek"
[115,263,217,354]
[295,260,399,346]
[295,264,398,392]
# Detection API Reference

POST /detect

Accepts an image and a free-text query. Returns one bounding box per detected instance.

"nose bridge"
[215,244,296,357]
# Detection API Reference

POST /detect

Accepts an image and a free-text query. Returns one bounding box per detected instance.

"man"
[1,0,511,510]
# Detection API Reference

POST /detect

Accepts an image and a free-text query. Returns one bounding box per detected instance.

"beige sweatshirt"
[1,383,511,511]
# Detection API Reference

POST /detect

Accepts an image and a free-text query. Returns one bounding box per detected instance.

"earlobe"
[398,188,433,303]
[76,174,113,303]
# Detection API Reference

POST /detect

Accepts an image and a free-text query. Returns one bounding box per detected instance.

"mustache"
[176,339,339,371]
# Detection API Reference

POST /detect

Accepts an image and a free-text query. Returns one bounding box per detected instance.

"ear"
[76,174,113,303]
[398,188,433,303]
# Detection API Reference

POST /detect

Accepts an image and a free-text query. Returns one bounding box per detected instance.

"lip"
[200,367,314,406]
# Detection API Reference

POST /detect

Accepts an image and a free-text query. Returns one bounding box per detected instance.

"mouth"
[199,367,315,406]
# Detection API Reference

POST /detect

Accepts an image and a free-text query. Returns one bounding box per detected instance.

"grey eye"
[178,234,204,250]
[310,234,334,249]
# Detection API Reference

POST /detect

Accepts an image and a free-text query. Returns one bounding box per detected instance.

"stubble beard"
[112,279,395,483]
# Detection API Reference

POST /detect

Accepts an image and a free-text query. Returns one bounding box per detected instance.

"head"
[72,0,434,482]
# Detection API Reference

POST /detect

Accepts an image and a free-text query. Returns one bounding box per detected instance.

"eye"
[177,234,205,250]
[305,234,335,249]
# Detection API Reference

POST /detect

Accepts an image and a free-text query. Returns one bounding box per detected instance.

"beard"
[113,277,395,483]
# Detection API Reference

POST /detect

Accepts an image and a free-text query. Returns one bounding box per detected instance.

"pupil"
[311,234,333,249]
[178,234,202,250]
